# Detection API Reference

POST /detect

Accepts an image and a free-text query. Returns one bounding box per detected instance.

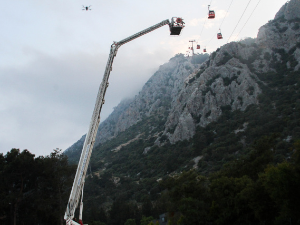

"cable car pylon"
[189,40,196,55]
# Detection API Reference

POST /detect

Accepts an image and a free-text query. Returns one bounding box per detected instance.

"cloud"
[188,17,206,27]
[189,9,229,30]
[0,43,175,156]
[227,33,240,43]
[216,9,228,21]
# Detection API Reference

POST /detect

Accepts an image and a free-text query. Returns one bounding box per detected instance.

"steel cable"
[234,0,261,41]
[226,0,252,43]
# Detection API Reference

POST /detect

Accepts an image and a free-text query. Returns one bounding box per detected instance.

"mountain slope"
[64,0,300,223]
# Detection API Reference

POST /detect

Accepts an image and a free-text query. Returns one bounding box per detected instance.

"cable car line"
[226,0,252,43]
[199,0,214,37]
[190,0,260,54]
[204,0,234,51]
[219,0,234,29]
[194,0,214,54]
[234,0,261,41]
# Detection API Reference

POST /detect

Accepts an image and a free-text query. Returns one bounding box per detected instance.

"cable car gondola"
[208,5,215,19]
[197,44,200,49]
[217,29,223,39]
[203,47,207,52]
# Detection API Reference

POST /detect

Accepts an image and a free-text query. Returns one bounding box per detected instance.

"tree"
[124,218,136,225]
[0,148,76,225]
[2,149,36,225]
[209,175,255,225]
[259,161,300,224]
[34,149,76,225]
[140,215,154,225]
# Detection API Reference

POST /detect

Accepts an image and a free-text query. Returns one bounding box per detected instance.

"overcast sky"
[0,0,287,156]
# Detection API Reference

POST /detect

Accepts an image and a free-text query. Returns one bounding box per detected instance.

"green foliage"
[125,218,136,225]
[201,87,212,96]
[237,48,262,71]
[218,136,275,180]
[292,23,300,30]
[209,175,254,224]
[205,110,211,118]
[206,74,221,86]
[211,52,217,60]
[191,53,209,65]
[216,52,233,66]
[184,65,191,71]
[247,85,254,95]
[196,69,205,78]
[140,216,154,225]
[264,52,271,60]
[90,221,107,225]
[188,77,195,84]
[169,54,187,64]
[278,26,288,33]
[157,140,300,225]
[0,149,76,225]
[238,96,243,105]
[267,48,298,73]
[222,75,238,86]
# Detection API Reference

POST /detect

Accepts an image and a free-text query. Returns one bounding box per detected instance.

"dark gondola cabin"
[197,45,200,49]
[217,32,223,39]
[208,5,215,19]
[208,10,215,19]
[170,17,185,35]
[203,48,207,52]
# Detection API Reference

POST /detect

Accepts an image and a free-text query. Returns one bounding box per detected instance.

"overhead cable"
[205,0,234,47]
[226,0,252,43]
[234,0,261,41]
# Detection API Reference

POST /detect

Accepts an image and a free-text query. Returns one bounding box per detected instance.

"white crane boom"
[64,17,184,225]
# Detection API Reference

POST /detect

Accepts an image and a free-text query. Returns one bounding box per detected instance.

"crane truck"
[64,17,185,225]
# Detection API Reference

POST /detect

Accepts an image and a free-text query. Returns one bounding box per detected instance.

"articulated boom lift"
[64,17,184,225]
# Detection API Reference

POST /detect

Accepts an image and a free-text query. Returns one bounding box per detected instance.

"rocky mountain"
[63,0,300,224]
[66,42,265,159]
[65,0,300,163]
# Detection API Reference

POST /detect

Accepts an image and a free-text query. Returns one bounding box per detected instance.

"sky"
[0,0,288,156]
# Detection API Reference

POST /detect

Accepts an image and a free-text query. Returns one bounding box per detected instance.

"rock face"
[164,41,262,143]
[257,0,300,50]
[94,54,207,144]
[65,0,300,154]
[275,0,300,21]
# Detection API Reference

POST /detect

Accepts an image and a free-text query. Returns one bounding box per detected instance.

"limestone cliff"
[65,0,300,155]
